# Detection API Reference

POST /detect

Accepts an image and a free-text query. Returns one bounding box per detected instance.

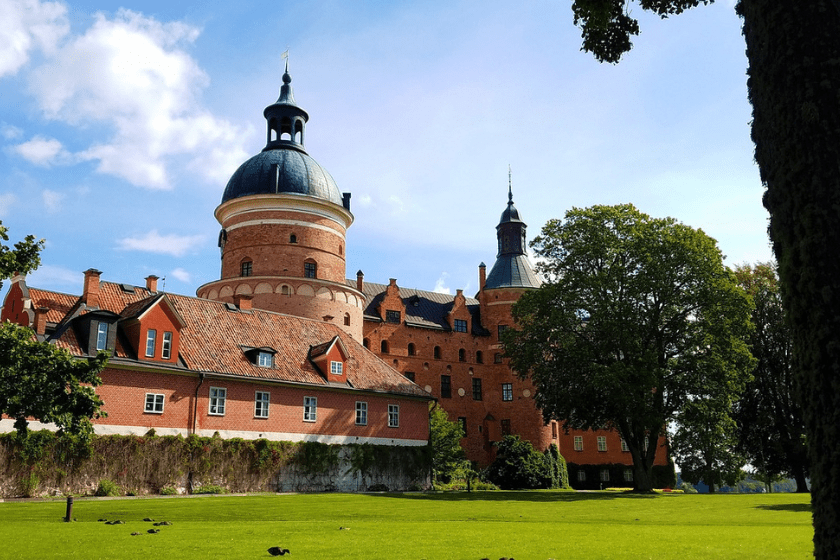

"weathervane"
[508,164,513,202]
[282,48,290,72]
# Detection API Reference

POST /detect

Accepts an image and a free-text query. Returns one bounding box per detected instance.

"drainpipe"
[192,373,205,435]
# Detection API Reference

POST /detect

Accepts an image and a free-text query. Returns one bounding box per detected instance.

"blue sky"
[1,0,768,300]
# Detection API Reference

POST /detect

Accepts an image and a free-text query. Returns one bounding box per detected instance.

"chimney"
[356,270,364,292]
[479,262,486,291]
[145,275,159,292]
[82,269,102,308]
[34,307,49,336]
[233,294,253,310]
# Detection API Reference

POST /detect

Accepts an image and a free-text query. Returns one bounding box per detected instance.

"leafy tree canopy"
[504,203,754,491]
[428,403,467,483]
[0,220,44,293]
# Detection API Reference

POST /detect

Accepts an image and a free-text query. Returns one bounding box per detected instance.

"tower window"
[408,343,416,356]
[344,313,350,326]
[290,234,297,243]
[472,378,482,401]
[433,346,441,359]
[281,285,291,295]
[440,375,451,398]
[304,261,317,278]
[458,348,466,362]
[241,261,253,277]
[476,351,483,364]
[380,340,389,354]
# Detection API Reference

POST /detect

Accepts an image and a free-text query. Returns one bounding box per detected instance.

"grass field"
[0,491,813,560]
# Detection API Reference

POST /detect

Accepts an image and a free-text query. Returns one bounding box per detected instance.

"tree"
[0,322,108,439]
[503,204,754,492]
[428,403,467,483]
[568,1,840,554]
[485,435,567,490]
[0,220,43,292]
[733,263,808,493]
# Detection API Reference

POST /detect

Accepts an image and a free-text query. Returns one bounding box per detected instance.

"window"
[304,261,317,278]
[458,349,466,362]
[290,234,297,243]
[621,438,629,452]
[404,371,415,382]
[551,422,558,439]
[96,322,109,351]
[440,375,451,398]
[385,310,400,323]
[497,324,508,340]
[577,470,586,482]
[380,340,389,353]
[407,343,416,356]
[363,338,370,349]
[355,401,367,425]
[209,387,226,415]
[144,393,164,414]
[475,351,483,364]
[472,378,482,401]
[597,436,607,452]
[161,331,172,359]
[574,436,583,451]
[453,319,467,333]
[501,419,511,436]
[255,391,270,418]
[624,468,634,482]
[344,313,350,326]
[600,469,610,482]
[241,261,252,277]
[303,396,317,422]
[388,404,399,428]
[330,361,343,375]
[258,351,273,368]
[502,383,513,401]
[458,417,467,437]
[433,346,441,359]
[145,329,156,357]
[494,352,502,364]
[281,285,291,295]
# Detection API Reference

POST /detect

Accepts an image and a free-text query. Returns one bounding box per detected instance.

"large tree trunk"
[739,1,840,557]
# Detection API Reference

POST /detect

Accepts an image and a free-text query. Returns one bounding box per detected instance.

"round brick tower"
[197,62,365,341]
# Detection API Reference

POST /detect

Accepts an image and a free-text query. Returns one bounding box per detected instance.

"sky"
[0,0,770,301]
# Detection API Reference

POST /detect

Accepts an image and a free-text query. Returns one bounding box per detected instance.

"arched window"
[476,351,483,364]
[458,349,466,362]
[363,338,370,349]
[344,313,350,326]
[408,343,416,356]
[304,260,317,279]
[280,116,292,140]
[290,234,297,243]
[434,346,441,359]
[240,260,253,277]
[380,340,389,354]
[281,285,290,295]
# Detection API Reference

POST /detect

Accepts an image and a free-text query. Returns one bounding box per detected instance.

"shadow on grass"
[370,490,663,503]
[755,503,812,513]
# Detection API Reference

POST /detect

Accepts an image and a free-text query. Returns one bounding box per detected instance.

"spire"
[263,52,309,152]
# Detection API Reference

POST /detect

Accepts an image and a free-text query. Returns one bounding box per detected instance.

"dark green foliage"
[192,484,227,494]
[94,479,120,497]
[295,441,340,475]
[485,435,568,490]
[0,221,43,293]
[429,403,467,483]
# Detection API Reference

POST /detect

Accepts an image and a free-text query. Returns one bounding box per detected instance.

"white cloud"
[26,263,80,287]
[433,272,451,294]
[13,136,71,166]
[116,230,205,257]
[27,9,248,189]
[170,267,191,283]
[0,0,68,78]
[1,123,23,139]
[41,189,65,213]
[0,193,17,217]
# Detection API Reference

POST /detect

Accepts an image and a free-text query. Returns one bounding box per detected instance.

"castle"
[1,64,669,489]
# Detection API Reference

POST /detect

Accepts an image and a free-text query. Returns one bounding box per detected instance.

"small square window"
[574,436,583,451]
[453,319,468,333]
[255,391,270,418]
[330,361,343,375]
[502,383,513,401]
[209,387,226,415]
[144,393,164,414]
[388,404,399,428]
[440,375,451,399]
[241,261,252,277]
[161,331,172,360]
[304,261,317,278]
[258,352,273,368]
[145,329,157,358]
[597,436,607,452]
[304,396,317,422]
[472,378,482,401]
[355,401,367,425]
[385,310,400,324]
[96,322,109,351]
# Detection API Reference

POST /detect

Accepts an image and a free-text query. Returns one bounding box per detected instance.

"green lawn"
[0,491,813,559]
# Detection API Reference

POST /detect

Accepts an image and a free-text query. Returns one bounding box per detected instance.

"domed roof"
[221,148,342,205]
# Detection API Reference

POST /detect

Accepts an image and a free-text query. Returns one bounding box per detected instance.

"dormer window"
[258,351,273,368]
[453,319,468,333]
[145,329,157,357]
[242,346,277,368]
[96,322,109,351]
[386,310,400,324]
[161,332,172,359]
[330,361,343,375]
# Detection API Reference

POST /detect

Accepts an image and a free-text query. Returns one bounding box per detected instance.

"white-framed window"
[209,387,226,415]
[144,393,164,414]
[388,404,399,428]
[502,383,513,401]
[255,391,270,418]
[330,361,343,375]
[257,351,273,368]
[355,401,367,426]
[621,438,629,452]
[574,436,583,451]
[304,396,317,422]
[600,469,610,482]
[624,468,634,482]
[597,436,607,452]
[161,331,172,359]
[96,322,109,351]
[145,329,157,357]
[577,470,586,482]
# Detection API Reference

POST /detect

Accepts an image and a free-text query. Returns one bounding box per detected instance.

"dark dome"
[221,148,342,205]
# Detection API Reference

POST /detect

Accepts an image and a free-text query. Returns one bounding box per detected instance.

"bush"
[159,486,178,495]
[193,484,227,494]
[94,479,120,497]
[485,436,568,490]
